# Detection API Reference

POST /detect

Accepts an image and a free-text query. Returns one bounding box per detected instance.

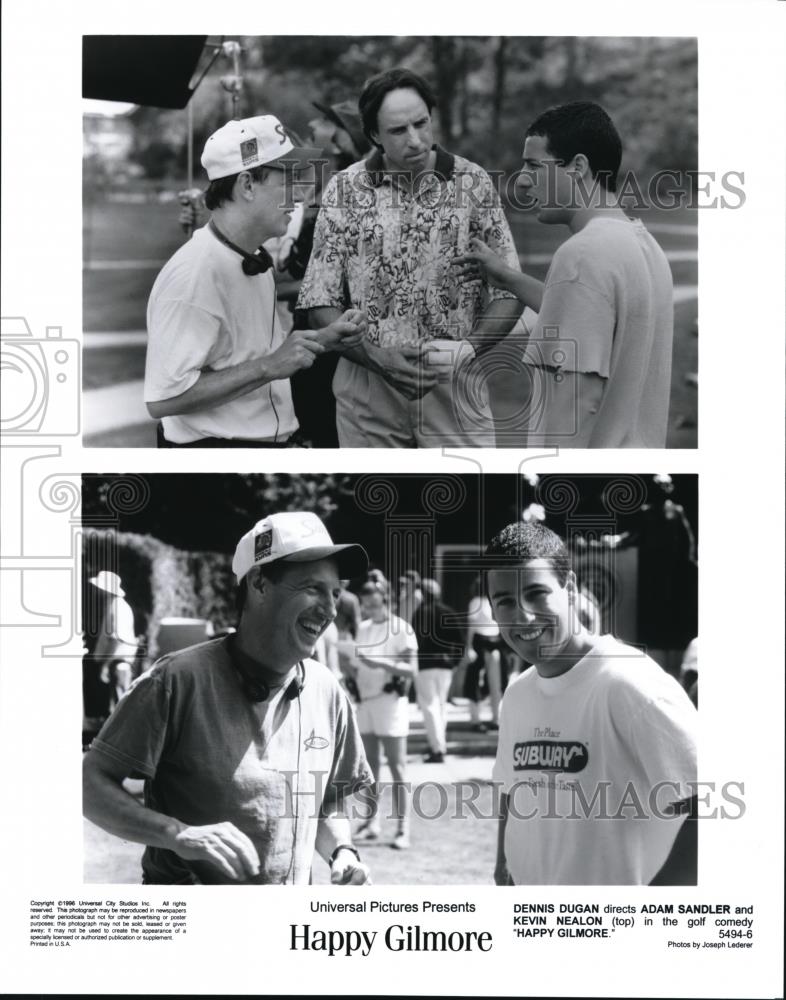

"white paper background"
[1,0,784,995]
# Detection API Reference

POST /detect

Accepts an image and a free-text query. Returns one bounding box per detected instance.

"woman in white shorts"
[347,582,417,850]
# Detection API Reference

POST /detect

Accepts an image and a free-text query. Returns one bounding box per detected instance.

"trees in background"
[110,35,697,188]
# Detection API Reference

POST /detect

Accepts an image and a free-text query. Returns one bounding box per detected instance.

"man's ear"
[565,570,578,600]
[568,153,591,179]
[235,170,258,201]
[248,566,268,603]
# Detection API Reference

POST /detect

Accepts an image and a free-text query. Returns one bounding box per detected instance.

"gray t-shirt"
[90,636,371,884]
[523,217,674,447]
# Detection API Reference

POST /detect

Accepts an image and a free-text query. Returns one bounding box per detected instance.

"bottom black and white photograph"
[81,472,699,888]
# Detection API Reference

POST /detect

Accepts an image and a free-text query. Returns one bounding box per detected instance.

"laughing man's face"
[252,558,341,671]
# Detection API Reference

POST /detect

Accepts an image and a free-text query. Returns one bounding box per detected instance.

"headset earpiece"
[241,247,274,275]
[232,647,305,703]
[241,675,271,703]
[209,219,273,276]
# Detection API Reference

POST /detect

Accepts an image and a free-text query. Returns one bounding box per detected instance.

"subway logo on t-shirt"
[512,740,588,772]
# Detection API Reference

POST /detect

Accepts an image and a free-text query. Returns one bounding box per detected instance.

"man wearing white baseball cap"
[83,512,374,886]
[144,115,366,447]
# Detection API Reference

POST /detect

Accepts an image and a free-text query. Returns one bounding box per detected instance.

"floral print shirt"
[297,146,520,346]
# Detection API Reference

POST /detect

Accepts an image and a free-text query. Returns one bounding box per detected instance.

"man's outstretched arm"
[82,749,260,881]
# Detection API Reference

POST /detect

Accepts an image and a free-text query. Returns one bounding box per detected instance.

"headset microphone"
[209,219,274,275]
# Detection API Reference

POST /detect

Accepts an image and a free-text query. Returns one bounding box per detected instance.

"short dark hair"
[485,522,571,586]
[359,68,436,145]
[204,164,270,211]
[526,101,623,192]
[234,560,289,617]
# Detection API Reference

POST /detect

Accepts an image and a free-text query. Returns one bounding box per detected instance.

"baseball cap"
[312,99,368,155]
[232,512,368,582]
[201,115,324,181]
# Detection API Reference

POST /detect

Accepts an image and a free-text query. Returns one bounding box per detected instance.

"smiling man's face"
[486,558,586,676]
[249,557,341,672]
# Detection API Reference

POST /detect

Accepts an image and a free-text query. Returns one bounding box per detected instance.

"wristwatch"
[329,844,361,866]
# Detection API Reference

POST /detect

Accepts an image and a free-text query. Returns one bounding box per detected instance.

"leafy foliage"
[108,35,696,185]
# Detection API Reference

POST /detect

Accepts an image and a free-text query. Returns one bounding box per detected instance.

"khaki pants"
[333,358,497,448]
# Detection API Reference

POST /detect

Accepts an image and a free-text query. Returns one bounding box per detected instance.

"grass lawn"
[83,345,146,390]
[84,780,498,886]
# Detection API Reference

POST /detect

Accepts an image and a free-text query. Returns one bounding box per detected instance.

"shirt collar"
[363,144,456,188]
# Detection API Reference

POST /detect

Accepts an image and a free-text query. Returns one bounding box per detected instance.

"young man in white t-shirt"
[145,115,365,447]
[487,521,697,885]
[454,102,674,447]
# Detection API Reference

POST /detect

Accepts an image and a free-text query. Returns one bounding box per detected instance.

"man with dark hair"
[486,520,697,885]
[83,512,373,885]
[298,68,524,447]
[145,115,365,448]
[454,101,674,448]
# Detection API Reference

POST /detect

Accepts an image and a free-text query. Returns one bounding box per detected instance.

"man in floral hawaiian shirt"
[297,68,523,447]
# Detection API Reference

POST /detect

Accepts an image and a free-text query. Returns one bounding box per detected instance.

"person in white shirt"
[344,582,418,850]
[145,115,364,447]
[487,520,697,885]
[454,102,674,448]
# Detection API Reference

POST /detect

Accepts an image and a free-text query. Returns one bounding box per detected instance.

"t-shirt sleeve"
[615,668,698,806]
[321,688,373,813]
[525,244,615,377]
[491,687,516,793]
[296,175,349,312]
[144,298,221,402]
[89,667,171,779]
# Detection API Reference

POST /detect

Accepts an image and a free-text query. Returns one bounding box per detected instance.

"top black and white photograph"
[82,35,699,449]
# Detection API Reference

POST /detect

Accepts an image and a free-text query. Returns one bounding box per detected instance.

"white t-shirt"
[523,217,674,448]
[352,615,417,738]
[145,226,297,444]
[354,615,418,701]
[492,634,697,885]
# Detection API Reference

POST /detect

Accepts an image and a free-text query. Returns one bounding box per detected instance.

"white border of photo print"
[0,1,784,998]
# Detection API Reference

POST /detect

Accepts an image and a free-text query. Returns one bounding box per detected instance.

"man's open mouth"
[514,626,547,642]
[298,619,326,640]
